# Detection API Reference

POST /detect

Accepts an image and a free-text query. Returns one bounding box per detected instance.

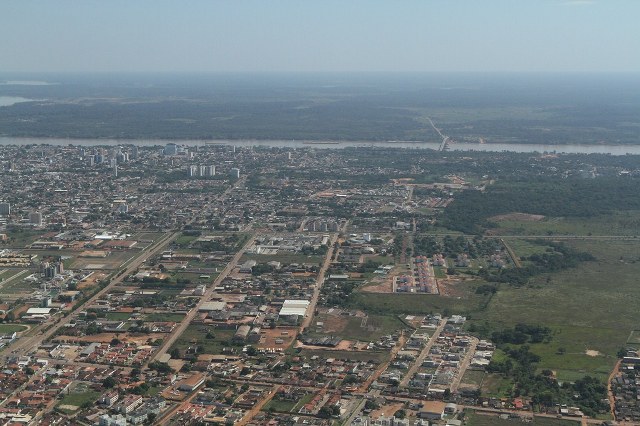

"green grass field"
[170,325,236,355]
[2,229,43,247]
[263,397,300,413]
[105,312,132,321]
[0,324,28,333]
[349,282,492,316]
[476,239,640,381]
[480,373,514,398]
[311,313,405,342]
[57,390,100,413]
[172,272,218,285]
[491,210,640,236]
[0,270,35,295]
[145,313,186,322]
[461,369,486,387]
[465,410,580,425]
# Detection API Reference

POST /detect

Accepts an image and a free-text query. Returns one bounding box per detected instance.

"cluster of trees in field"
[442,177,640,234]
[487,344,608,416]
[477,241,595,286]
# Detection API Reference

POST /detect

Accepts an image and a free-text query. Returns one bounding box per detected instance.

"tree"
[364,399,379,410]
[246,346,258,356]
[394,409,406,419]
[318,406,334,419]
[145,413,157,425]
[102,376,117,388]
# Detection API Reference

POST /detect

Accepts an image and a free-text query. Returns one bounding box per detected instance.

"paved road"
[358,331,407,393]
[342,397,366,426]
[0,231,179,361]
[449,336,478,393]
[399,320,447,388]
[150,231,256,363]
[300,232,338,331]
[236,384,279,426]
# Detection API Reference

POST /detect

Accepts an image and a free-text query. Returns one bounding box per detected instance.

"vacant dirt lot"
[54,332,166,344]
[256,327,297,350]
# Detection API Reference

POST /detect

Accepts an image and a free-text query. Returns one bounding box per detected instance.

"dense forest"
[1,73,640,144]
[442,177,640,233]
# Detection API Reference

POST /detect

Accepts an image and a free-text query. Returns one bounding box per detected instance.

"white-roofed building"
[26,307,52,315]
[279,300,310,318]
[199,301,227,312]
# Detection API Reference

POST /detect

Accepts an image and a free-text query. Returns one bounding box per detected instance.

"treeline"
[442,177,640,234]
[491,323,552,345]
[477,241,595,286]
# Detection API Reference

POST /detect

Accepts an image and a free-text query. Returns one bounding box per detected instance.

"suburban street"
[150,231,256,364]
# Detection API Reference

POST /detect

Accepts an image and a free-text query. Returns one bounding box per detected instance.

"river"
[1,137,640,155]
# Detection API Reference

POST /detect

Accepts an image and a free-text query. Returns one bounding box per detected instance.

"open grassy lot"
[171,272,218,285]
[144,313,185,322]
[527,325,622,381]
[242,253,324,265]
[263,396,301,413]
[477,239,640,381]
[490,210,640,236]
[174,233,199,247]
[57,387,100,413]
[170,324,237,355]
[460,369,486,387]
[348,283,492,316]
[297,348,390,363]
[0,324,28,333]
[2,229,43,247]
[480,373,514,398]
[0,270,35,295]
[507,239,556,263]
[465,410,579,425]
[311,313,405,342]
[69,250,139,270]
[105,312,132,321]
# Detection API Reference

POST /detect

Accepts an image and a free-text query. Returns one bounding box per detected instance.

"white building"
[279,300,310,317]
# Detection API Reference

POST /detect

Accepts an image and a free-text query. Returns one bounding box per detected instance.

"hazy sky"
[2,0,639,73]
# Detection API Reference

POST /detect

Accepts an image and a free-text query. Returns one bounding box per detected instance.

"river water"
[1,137,640,155]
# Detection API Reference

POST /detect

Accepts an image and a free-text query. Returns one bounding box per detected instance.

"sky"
[1,0,639,73]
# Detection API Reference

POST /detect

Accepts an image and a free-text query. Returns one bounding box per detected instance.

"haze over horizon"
[2,0,639,74]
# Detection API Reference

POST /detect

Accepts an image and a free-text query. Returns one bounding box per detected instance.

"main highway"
[0,231,179,361]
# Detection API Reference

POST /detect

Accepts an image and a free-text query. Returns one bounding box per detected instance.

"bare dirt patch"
[370,402,405,418]
[54,333,166,344]
[256,327,297,351]
[437,277,467,297]
[585,349,602,357]
[361,276,394,293]
[490,212,545,222]
[320,314,349,334]
[294,339,355,351]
